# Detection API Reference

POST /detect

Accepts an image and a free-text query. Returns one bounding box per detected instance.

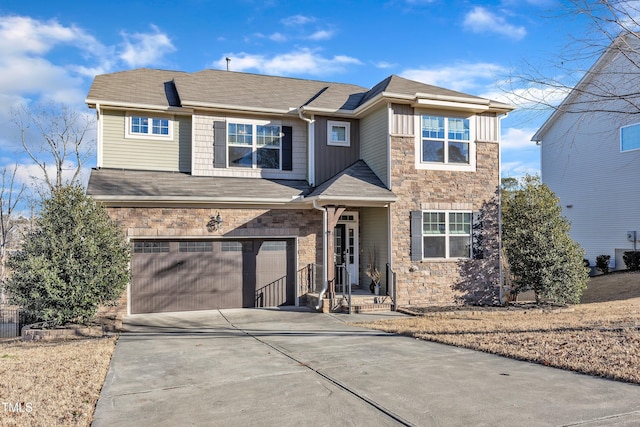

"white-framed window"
[621,122,640,152]
[327,120,351,147]
[126,115,173,140]
[415,113,475,171]
[422,211,471,259]
[228,120,281,169]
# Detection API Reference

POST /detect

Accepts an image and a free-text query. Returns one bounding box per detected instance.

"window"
[422,211,471,259]
[179,241,213,252]
[327,121,351,147]
[228,121,281,169]
[221,241,253,252]
[261,241,287,251]
[421,115,470,164]
[621,123,640,152]
[133,241,170,253]
[127,115,172,139]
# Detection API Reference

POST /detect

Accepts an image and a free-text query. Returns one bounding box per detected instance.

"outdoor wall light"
[207,212,223,232]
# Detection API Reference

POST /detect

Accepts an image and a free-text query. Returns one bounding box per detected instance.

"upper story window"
[228,121,281,169]
[621,123,640,152]
[421,115,470,164]
[422,211,471,259]
[327,120,351,147]
[126,115,173,140]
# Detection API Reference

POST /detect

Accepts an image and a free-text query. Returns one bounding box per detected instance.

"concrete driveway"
[93,307,640,426]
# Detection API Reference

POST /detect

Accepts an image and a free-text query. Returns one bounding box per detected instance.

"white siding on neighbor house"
[359,207,390,288]
[541,86,640,269]
[361,105,390,187]
[101,110,191,172]
[192,112,307,180]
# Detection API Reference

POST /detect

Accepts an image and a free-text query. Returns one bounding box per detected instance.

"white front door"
[335,212,359,286]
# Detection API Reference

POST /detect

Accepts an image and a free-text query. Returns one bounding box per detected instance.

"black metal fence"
[0,305,29,339]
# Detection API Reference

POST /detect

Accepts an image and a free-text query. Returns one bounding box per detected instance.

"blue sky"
[0,0,593,186]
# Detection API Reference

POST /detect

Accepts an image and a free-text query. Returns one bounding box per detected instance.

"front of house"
[86,68,513,316]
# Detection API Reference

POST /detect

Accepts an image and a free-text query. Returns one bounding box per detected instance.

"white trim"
[327,120,351,147]
[420,210,472,260]
[125,113,175,141]
[226,117,283,170]
[337,211,359,286]
[414,113,476,172]
[309,116,315,186]
[96,103,103,168]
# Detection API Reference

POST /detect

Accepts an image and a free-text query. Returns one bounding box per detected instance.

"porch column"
[325,205,346,299]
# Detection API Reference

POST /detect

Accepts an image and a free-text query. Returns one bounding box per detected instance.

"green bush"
[5,185,130,327]
[595,255,611,275]
[623,251,640,271]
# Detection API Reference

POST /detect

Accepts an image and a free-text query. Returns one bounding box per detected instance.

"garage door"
[131,239,295,314]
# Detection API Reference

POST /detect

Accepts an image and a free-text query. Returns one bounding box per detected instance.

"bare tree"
[0,166,25,303]
[505,0,640,117]
[10,102,95,191]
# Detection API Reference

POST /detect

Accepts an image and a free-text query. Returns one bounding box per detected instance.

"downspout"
[298,108,315,186]
[95,103,103,168]
[312,199,328,311]
[498,112,508,305]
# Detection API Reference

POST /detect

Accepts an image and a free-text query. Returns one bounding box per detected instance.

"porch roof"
[305,160,397,207]
[87,168,311,205]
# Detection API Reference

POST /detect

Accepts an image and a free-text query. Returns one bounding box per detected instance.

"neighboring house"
[533,33,640,271]
[85,68,513,315]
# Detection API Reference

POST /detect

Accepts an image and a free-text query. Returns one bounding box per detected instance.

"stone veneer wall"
[390,136,501,306]
[104,206,322,318]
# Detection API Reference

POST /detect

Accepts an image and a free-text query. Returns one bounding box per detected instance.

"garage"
[130,239,295,314]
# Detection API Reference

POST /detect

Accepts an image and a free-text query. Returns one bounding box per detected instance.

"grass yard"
[364,271,640,384]
[0,336,117,426]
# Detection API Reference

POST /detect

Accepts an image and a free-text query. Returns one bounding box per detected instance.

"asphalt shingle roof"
[87,169,311,202]
[307,161,396,202]
[86,68,501,113]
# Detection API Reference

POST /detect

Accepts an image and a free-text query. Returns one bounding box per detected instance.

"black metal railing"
[255,276,288,308]
[298,263,318,295]
[0,305,29,339]
[386,263,397,311]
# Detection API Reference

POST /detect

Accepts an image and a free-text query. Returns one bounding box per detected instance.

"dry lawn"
[364,271,640,384]
[0,336,117,426]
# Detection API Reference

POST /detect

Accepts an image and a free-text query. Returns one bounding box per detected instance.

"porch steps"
[305,292,394,313]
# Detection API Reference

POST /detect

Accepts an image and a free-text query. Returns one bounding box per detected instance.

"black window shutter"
[282,126,293,171]
[213,121,226,168]
[472,211,483,259]
[410,210,423,261]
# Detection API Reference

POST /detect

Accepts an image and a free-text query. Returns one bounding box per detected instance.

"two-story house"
[85,68,513,315]
[534,33,640,271]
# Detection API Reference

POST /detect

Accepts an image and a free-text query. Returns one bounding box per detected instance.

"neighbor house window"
[422,211,471,259]
[127,115,172,139]
[421,115,470,164]
[621,123,640,152]
[327,121,351,147]
[228,121,281,169]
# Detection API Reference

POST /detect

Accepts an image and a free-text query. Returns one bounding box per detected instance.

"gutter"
[312,200,328,311]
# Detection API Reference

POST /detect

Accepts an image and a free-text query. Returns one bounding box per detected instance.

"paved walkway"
[93,307,640,426]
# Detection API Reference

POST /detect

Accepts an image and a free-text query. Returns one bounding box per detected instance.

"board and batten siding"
[359,207,389,288]
[101,110,191,172]
[361,105,390,187]
[391,103,414,136]
[192,112,307,180]
[475,113,500,143]
[313,116,360,185]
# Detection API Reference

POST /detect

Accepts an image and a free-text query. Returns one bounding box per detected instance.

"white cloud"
[375,61,396,69]
[269,32,287,42]
[307,30,333,41]
[501,160,540,177]
[119,25,176,68]
[401,62,507,92]
[281,15,315,26]
[214,49,361,76]
[501,127,537,150]
[463,6,526,40]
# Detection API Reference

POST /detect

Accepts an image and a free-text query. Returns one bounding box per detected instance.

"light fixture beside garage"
[207,212,223,232]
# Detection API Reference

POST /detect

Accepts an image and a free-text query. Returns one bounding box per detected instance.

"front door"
[334,212,359,287]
